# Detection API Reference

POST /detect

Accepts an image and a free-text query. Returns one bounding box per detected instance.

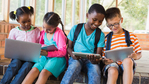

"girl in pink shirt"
[23,12,68,84]
[0,6,40,84]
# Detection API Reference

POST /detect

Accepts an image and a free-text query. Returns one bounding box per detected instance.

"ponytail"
[9,6,34,20]
[9,11,16,20]
[28,6,34,15]
[60,20,64,31]
[60,20,67,36]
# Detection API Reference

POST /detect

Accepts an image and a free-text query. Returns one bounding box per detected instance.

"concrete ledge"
[0,50,149,84]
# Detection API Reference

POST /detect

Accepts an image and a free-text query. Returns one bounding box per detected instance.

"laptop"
[4,38,41,62]
[105,47,133,62]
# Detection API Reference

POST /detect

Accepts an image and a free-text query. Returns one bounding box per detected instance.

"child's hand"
[102,58,113,65]
[71,54,81,60]
[87,54,101,64]
[128,52,137,60]
[42,44,47,47]
[40,49,48,56]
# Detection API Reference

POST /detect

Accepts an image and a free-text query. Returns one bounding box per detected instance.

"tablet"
[72,52,101,59]
[41,45,58,51]
[105,47,133,62]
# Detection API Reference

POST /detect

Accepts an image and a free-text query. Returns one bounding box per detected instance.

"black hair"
[43,12,66,36]
[9,6,34,20]
[105,7,122,20]
[88,3,106,15]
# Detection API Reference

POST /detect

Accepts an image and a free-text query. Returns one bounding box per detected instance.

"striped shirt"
[103,32,141,57]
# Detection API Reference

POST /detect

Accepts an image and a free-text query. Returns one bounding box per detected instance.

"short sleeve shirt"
[103,32,142,56]
[67,24,105,53]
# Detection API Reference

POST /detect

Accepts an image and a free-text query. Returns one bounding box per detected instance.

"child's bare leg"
[122,58,133,84]
[36,69,52,84]
[107,67,118,84]
[22,68,40,84]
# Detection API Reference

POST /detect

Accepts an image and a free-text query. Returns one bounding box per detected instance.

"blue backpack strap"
[94,28,101,53]
[72,23,84,50]
[72,23,101,53]
[105,32,113,50]
[123,28,132,47]
[105,29,132,51]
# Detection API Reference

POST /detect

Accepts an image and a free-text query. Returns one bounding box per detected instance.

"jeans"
[61,57,101,84]
[0,59,34,84]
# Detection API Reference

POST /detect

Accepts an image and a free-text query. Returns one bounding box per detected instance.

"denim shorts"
[103,58,136,77]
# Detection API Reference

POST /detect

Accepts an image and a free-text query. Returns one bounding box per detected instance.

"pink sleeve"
[47,29,67,57]
[39,30,46,47]
[8,29,16,40]
[35,28,41,43]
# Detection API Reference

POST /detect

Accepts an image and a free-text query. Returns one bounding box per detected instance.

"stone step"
[132,76,149,84]
[0,59,148,84]
[0,59,10,75]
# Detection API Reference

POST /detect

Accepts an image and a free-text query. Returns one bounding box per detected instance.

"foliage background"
[0,0,148,31]
[53,0,149,31]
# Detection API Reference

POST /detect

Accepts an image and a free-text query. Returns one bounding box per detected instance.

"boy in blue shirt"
[61,4,105,84]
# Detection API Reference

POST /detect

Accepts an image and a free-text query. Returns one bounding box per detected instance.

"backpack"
[72,23,101,53]
[105,28,132,50]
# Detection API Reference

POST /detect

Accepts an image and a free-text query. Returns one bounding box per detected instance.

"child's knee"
[40,69,51,77]
[123,58,133,66]
[91,65,100,74]
[31,67,40,73]
[24,62,34,67]
[108,67,118,76]
[90,65,101,75]
[9,59,22,69]
[69,60,81,69]
[11,59,22,64]
[22,62,34,71]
